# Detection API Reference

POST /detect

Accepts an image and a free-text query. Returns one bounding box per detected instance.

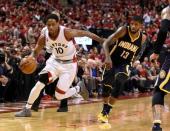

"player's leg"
[15,72,52,117]
[55,63,89,101]
[31,89,44,112]
[152,55,170,131]
[56,77,83,112]
[57,98,68,112]
[98,67,114,123]
[32,79,69,112]
[109,71,129,104]
[98,65,129,123]
[55,69,78,100]
[15,57,59,117]
[152,86,166,131]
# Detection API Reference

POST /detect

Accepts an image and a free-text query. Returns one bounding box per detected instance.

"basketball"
[19,56,37,74]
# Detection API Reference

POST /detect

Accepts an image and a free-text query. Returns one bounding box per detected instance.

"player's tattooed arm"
[31,35,45,58]
[65,28,104,44]
[133,34,147,62]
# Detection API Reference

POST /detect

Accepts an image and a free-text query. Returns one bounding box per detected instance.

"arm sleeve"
[154,19,170,54]
[135,38,148,61]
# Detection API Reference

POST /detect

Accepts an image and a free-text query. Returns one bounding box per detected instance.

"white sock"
[26,81,45,109]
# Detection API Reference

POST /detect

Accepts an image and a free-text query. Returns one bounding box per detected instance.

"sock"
[102,103,108,114]
[26,103,32,109]
[154,123,161,127]
[153,120,161,128]
[26,81,45,109]
[105,103,113,114]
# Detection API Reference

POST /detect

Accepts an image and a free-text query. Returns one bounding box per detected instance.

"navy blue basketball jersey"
[109,26,143,66]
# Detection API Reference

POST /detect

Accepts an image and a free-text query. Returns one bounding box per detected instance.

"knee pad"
[152,87,166,106]
[102,84,112,97]
[38,72,50,85]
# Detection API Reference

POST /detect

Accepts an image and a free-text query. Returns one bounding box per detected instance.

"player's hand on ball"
[19,56,37,74]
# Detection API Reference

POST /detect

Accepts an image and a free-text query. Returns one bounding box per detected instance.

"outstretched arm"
[65,29,104,44]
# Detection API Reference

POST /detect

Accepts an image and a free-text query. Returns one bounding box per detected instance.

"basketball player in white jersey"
[15,13,104,117]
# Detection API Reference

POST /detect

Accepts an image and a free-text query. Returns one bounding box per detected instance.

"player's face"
[46,19,59,34]
[129,20,142,34]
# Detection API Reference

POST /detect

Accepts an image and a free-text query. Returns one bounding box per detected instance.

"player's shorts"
[39,56,77,93]
[155,53,170,93]
[102,64,129,97]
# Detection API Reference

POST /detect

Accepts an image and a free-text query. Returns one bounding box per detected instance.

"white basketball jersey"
[42,26,76,60]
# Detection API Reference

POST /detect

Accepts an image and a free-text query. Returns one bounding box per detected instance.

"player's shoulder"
[162,5,169,13]
[114,26,127,37]
[161,6,170,19]
[118,26,127,32]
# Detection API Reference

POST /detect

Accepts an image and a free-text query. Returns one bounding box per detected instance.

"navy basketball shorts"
[155,53,170,93]
[102,64,129,97]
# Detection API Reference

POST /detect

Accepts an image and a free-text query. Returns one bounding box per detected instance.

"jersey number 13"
[120,50,129,59]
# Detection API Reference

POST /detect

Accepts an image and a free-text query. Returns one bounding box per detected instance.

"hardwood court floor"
[0,95,170,131]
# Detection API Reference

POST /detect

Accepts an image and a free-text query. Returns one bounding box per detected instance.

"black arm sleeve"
[135,38,148,61]
[154,19,170,54]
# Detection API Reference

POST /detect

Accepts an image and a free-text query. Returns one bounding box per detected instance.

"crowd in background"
[0,0,169,102]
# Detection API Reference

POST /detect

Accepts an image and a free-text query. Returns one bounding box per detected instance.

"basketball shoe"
[15,107,32,117]
[98,111,109,123]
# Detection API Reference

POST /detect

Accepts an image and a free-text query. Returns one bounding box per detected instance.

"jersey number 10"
[121,50,129,59]
[55,47,64,54]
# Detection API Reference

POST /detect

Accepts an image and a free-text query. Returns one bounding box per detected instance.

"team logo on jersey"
[159,70,166,79]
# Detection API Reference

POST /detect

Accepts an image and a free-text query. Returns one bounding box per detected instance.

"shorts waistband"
[55,59,76,64]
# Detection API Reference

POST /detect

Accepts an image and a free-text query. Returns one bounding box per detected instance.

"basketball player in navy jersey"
[150,1,170,130]
[98,16,147,123]
[15,13,104,117]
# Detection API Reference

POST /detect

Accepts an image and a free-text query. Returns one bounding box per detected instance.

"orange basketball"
[19,56,37,74]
